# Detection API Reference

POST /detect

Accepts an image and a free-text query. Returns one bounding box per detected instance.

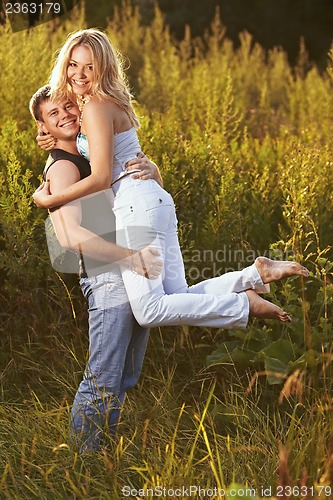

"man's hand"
[126,152,163,187]
[131,247,163,279]
[36,132,57,151]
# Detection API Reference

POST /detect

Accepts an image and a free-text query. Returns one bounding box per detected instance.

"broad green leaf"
[263,356,289,384]
[258,339,295,365]
[258,339,296,384]
[206,341,257,366]
[290,349,321,370]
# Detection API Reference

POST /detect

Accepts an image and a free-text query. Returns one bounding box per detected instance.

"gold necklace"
[77,95,92,126]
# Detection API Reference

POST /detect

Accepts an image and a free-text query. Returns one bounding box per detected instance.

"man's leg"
[108,320,150,431]
[70,270,148,453]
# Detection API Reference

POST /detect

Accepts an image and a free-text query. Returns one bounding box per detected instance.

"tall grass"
[0,1,333,496]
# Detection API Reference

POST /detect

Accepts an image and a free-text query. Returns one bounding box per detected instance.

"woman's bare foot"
[255,256,309,284]
[246,289,291,322]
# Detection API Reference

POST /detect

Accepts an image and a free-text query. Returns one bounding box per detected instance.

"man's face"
[38,99,80,140]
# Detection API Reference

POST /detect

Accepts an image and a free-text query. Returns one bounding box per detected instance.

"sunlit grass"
[2,353,333,498]
[0,1,333,497]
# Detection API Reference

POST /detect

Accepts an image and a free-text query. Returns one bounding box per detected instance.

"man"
[29,85,163,452]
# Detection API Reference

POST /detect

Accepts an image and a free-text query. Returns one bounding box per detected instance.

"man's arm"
[47,160,163,276]
[126,153,163,187]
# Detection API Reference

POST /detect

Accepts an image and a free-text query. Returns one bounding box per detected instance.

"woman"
[33,29,309,328]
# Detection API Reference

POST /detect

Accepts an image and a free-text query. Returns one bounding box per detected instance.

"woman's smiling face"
[67,44,94,96]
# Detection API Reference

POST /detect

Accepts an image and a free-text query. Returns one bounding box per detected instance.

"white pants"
[113,179,268,329]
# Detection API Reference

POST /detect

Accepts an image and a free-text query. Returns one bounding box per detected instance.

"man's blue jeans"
[70,270,149,453]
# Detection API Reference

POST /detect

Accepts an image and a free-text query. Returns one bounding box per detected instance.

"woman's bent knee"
[132,307,160,328]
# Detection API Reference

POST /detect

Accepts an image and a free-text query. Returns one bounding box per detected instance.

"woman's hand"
[32,180,53,208]
[126,152,163,187]
[36,132,57,151]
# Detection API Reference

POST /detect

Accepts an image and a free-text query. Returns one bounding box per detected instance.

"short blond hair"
[50,28,139,128]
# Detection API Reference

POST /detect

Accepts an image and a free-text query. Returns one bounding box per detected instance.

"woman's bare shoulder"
[83,97,123,120]
[84,97,118,110]
[83,97,130,132]
[83,97,109,112]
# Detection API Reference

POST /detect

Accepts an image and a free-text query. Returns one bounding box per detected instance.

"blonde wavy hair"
[50,28,139,128]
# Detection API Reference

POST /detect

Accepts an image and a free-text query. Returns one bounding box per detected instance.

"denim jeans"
[71,269,149,453]
[113,179,268,329]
